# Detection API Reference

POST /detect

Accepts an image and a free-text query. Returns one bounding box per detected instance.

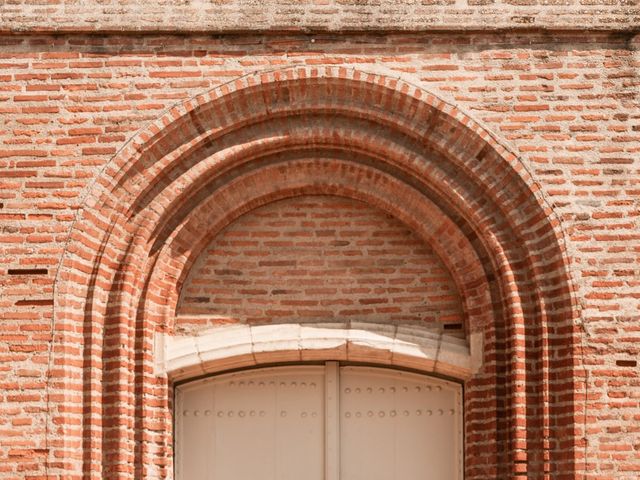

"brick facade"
[0,14,639,480]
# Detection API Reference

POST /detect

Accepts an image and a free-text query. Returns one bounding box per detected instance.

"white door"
[175,364,462,480]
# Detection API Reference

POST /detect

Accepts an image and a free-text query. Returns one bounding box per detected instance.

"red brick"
[0,30,637,480]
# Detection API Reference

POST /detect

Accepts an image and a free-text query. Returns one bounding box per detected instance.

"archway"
[50,66,580,479]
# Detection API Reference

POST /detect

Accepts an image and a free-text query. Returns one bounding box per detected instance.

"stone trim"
[2,2,640,33]
[156,322,482,382]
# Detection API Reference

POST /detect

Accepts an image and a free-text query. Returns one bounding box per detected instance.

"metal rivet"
[229,381,235,387]
[345,388,351,394]
[217,411,223,418]
[426,386,432,392]
[193,410,199,417]
[367,387,373,393]
[345,412,351,418]
[415,386,421,392]
[248,381,254,386]
[390,410,397,417]
[280,410,287,417]
[259,411,266,417]
[259,382,265,387]
[311,412,317,417]
[438,409,444,416]
[449,409,455,415]
[280,382,286,387]
[355,412,362,418]
[300,382,307,388]
[204,410,211,416]
[239,411,245,418]
[183,410,189,416]
[239,381,245,387]
[390,387,396,393]
[427,410,433,416]
[379,387,385,393]
[301,412,308,418]
[367,411,373,417]
[228,411,234,417]
[378,411,385,418]
[355,388,361,393]
[291,382,297,387]
[403,386,409,392]
[436,386,442,392]
[250,410,256,417]
[403,410,409,416]
[310,382,316,388]
[416,410,422,416]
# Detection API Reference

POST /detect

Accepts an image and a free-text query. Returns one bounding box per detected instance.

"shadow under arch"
[50,65,581,480]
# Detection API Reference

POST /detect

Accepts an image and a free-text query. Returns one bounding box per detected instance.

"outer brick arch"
[51,66,581,479]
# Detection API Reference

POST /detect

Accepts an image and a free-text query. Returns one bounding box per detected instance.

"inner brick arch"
[50,66,580,479]
[151,156,491,339]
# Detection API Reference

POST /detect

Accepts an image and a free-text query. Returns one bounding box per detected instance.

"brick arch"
[51,66,580,479]
[149,156,491,334]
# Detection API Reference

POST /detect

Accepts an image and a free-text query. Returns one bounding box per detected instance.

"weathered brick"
[0,28,638,480]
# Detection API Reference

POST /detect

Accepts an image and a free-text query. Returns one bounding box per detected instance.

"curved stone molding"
[156,323,481,382]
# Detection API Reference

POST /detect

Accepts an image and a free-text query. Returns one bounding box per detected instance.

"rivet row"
[343,385,443,394]
[343,409,454,418]
[183,410,319,418]
[183,409,266,417]
[228,380,317,388]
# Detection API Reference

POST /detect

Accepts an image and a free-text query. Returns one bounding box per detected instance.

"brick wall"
[177,196,464,335]
[0,30,638,479]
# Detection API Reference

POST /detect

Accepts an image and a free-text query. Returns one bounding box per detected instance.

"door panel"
[176,366,325,480]
[175,364,462,480]
[339,367,462,480]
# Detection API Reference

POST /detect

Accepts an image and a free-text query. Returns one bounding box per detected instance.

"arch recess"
[51,66,580,479]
